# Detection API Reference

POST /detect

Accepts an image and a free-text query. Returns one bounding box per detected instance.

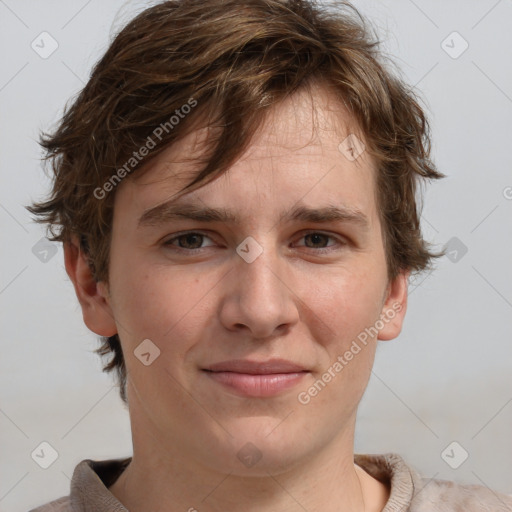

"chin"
[198,417,313,475]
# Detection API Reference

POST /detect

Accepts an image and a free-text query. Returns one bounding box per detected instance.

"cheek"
[108,256,218,350]
[306,262,387,346]
[302,269,383,405]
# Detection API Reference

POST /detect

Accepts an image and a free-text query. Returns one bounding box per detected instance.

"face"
[77,84,407,476]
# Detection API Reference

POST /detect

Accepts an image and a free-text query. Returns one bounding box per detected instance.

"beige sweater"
[29,453,512,511]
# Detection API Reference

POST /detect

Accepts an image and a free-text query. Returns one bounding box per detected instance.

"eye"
[296,232,346,252]
[163,231,215,250]
[162,230,346,254]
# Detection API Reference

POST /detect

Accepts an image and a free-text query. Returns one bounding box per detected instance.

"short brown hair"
[28,0,444,402]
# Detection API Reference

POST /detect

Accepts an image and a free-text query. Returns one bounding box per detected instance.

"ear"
[63,236,118,337]
[377,270,409,341]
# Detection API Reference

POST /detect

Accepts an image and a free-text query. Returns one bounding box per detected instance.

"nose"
[218,241,300,339]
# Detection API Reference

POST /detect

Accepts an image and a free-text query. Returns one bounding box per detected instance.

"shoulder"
[355,452,512,512]
[412,475,512,512]
[28,457,131,512]
[28,496,71,512]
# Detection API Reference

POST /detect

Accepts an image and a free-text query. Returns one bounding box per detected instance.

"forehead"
[117,84,378,226]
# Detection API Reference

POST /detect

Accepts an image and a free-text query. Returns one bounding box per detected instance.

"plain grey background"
[1,0,511,510]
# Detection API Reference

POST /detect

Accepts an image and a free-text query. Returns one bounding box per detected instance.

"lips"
[203,358,308,374]
[202,359,310,397]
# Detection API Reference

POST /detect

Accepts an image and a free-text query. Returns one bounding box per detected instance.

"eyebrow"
[138,201,369,230]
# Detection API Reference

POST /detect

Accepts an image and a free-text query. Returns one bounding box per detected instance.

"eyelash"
[162,230,346,254]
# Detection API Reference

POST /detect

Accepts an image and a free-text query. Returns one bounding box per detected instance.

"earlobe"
[63,237,118,337]
[377,270,409,341]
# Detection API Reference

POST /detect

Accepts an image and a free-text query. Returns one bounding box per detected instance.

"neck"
[108,385,390,512]
[109,423,382,512]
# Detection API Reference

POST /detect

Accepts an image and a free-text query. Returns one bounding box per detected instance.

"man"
[28,0,512,510]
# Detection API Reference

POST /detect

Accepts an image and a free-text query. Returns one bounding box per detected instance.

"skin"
[65,83,408,512]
